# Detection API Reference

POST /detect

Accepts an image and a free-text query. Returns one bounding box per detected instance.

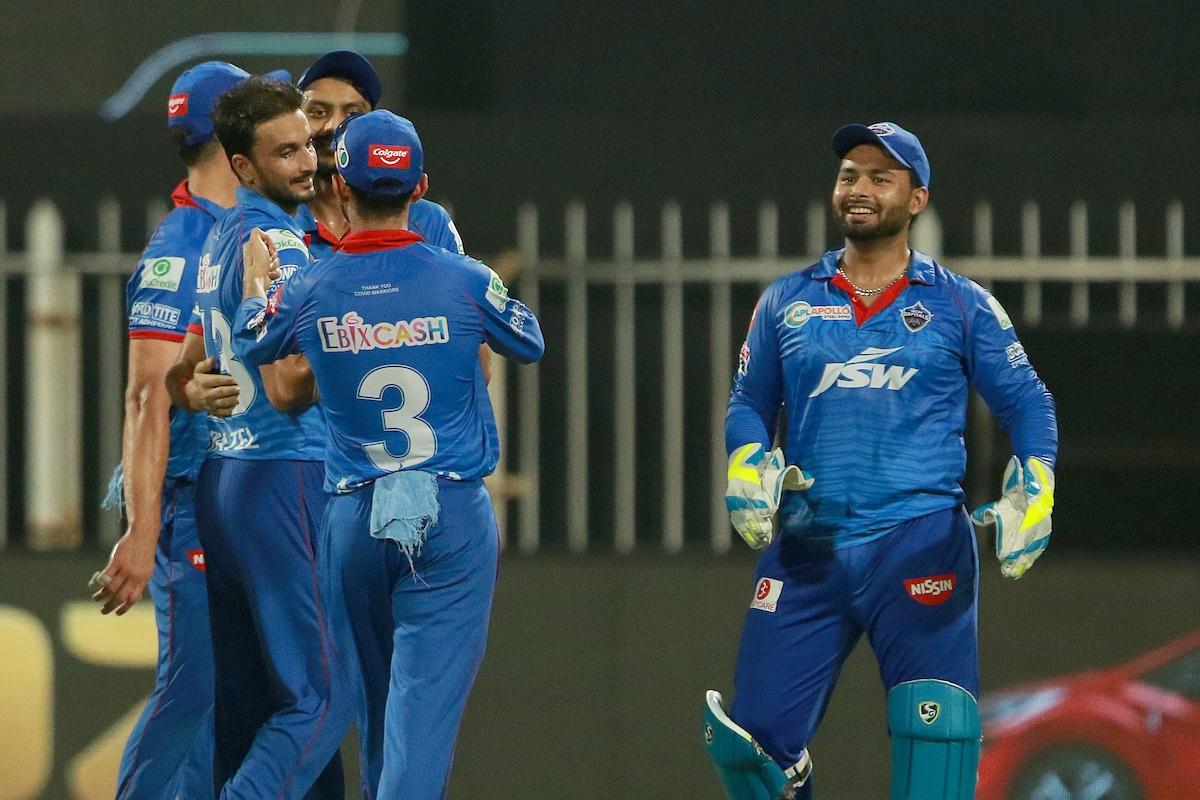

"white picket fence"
[0,197,1197,553]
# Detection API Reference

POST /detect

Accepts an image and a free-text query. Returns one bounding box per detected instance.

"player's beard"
[258,169,317,211]
[833,199,910,241]
[313,133,336,179]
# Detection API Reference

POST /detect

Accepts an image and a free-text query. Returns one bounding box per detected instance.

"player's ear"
[411,173,429,203]
[909,185,929,216]
[230,153,255,186]
[332,173,351,204]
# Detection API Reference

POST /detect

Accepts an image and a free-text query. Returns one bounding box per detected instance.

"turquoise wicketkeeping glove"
[725,443,814,550]
[971,455,1055,579]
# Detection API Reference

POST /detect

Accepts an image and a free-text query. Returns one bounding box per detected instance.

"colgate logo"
[168,94,189,117]
[368,144,410,169]
[188,549,206,573]
[904,573,955,605]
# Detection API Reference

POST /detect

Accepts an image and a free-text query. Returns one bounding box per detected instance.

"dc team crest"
[900,301,933,333]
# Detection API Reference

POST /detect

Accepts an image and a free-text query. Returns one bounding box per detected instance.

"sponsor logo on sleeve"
[139,257,186,292]
[318,311,451,353]
[750,577,784,612]
[167,94,188,117]
[336,137,350,168]
[130,301,181,328]
[987,295,1013,330]
[738,341,751,376]
[784,301,852,328]
[903,573,956,605]
[900,301,933,333]
[265,229,309,257]
[1005,341,1030,368]
[368,144,411,169]
[485,269,510,312]
[187,550,206,573]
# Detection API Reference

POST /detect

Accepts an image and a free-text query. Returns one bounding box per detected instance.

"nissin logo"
[368,145,410,169]
[904,573,956,605]
[809,346,917,398]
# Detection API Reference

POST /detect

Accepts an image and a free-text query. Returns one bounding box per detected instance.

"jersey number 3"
[358,365,436,470]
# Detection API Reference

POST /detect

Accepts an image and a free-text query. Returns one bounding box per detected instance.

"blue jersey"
[726,248,1057,547]
[295,198,464,261]
[192,187,326,461]
[231,228,543,492]
[127,181,219,480]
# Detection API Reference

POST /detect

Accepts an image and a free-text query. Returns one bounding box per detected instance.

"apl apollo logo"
[368,144,411,169]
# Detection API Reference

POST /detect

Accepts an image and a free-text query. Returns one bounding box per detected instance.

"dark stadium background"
[0,2,1197,798]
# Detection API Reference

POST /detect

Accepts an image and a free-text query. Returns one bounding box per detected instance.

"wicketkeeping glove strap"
[971,455,1055,579]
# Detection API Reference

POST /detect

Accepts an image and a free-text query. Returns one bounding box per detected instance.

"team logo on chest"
[900,301,933,333]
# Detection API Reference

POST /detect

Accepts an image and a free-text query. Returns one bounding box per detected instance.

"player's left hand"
[90,529,157,615]
[726,443,814,549]
[971,455,1055,580]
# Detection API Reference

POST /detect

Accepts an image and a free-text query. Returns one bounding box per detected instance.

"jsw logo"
[809,346,918,398]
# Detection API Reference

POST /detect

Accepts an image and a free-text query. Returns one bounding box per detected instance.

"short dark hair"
[170,127,221,167]
[213,77,305,161]
[908,169,925,190]
[348,184,414,220]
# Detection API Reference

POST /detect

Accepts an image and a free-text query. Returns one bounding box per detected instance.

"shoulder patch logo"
[140,256,186,292]
[987,295,1013,330]
[485,269,510,312]
[265,228,309,257]
[900,301,933,333]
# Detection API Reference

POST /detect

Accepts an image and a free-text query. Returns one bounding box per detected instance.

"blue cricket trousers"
[195,458,351,800]
[321,477,499,800]
[731,506,979,783]
[117,478,214,799]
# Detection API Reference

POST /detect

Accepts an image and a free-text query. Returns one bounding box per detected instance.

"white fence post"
[1118,202,1138,328]
[25,200,81,549]
[0,199,7,547]
[1166,202,1185,329]
[1069,201,1090,326]
[613,201,637,554]
[1021,201,1042,325]
[709,202,732,554]
[805,200,824,258]
[97,198,125,546]
[911,204,942,259]
[661,202,685,554]
[516,203,541,553]
[565,202,589,554]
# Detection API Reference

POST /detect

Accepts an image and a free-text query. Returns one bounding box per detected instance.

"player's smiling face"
[303,78,372,177]
[244,110,318,212]
[831,144,928,241]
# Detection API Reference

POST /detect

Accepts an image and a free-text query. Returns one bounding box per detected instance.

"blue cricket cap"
[299,50,382,108]
[334,110,424,196]
[832,121,931,188]
[168,63,292,146]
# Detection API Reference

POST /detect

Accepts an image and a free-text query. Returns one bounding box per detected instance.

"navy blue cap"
[832,122,931,188]
[298,50,382,108]
[168,62,251,146]
[334,110,424,196]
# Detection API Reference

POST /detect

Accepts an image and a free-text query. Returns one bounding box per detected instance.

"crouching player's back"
[233,109,543,799]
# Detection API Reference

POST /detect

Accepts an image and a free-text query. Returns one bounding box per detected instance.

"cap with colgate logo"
[334,109,424,196]
[168,62,292,146]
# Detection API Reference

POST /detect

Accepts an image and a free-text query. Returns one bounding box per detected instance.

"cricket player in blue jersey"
[702,123,1058,800]
[295,50,463,259]
[231,109,544,798]
[89,61,257,799]
[172,76,346,799]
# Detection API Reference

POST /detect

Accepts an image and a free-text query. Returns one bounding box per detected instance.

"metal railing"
[1,197,1197,554]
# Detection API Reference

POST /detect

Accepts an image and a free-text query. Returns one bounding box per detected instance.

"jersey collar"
[814,247,935,286]
[235,186,303,234]
[171,180,224,220]
[335,228,425,254]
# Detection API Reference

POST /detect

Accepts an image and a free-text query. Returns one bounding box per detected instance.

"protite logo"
[368,145,410,169]
[904,573,956,605]
[188,550,206,573]
[168,94,188,117]
[809,346,918,398]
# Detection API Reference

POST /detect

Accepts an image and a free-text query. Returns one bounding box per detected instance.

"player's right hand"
[91,529,156,615]
[186,357,240,417]
[725,443,814,549]
[242,227,281,295]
